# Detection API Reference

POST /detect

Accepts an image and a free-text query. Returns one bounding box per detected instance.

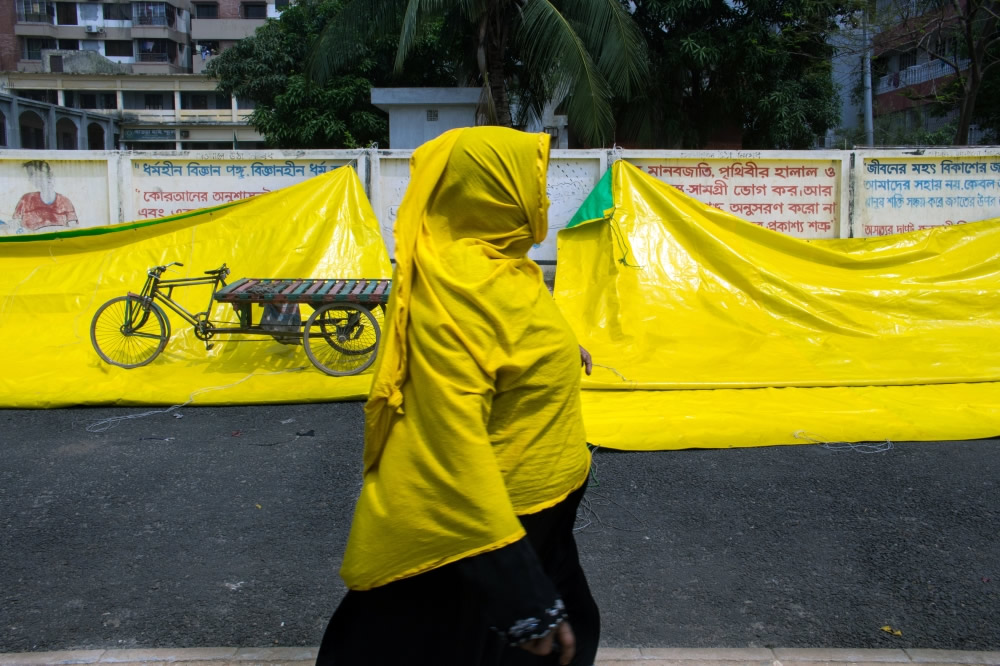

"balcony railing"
[133,16,168,26]
[18,12,53,23]
[876,58,970,95]
[137,52,170,62]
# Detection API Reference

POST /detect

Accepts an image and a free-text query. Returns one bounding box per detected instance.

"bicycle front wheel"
[90,295,169,368]
[303,303,380,376]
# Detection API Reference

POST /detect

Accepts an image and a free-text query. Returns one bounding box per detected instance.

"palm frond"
[396,0,472,74]
[516,0,614,145]
[561,0,649,98]
[396,0,424,73]
[308,0,402,83]
[510,83,546,128]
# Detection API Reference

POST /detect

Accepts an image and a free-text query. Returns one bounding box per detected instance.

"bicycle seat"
[204,267,227,275]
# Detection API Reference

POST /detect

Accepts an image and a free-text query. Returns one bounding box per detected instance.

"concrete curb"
[1,648,999,666]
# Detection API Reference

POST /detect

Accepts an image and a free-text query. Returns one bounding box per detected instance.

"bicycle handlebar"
[148,261,184,277]
[147,261,232,280]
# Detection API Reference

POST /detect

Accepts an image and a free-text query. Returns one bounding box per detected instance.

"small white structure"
[371,87,480,149]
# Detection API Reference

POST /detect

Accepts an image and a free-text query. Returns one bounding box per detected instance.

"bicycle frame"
[127,262,238,342]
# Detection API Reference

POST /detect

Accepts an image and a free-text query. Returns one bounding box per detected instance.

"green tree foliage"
[309,0,649,148]
[972,45,1000,142]
[622,0,845,149]
[206,0,459,148]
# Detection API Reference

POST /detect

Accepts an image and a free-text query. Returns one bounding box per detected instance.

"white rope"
[85,366,308,433]
[793,430,894,453]
[592,363,631,382]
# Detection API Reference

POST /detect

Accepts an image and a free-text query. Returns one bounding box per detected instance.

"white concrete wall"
[385,106,478,149]
[853,148,1000,235]
[4,147,1000,263]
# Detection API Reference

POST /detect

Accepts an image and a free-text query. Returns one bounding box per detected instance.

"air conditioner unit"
[85,24,103,33]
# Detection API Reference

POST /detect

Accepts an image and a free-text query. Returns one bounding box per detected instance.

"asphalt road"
[1,402,998,653]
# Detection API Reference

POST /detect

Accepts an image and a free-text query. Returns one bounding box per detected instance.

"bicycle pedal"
[205,343,214,351]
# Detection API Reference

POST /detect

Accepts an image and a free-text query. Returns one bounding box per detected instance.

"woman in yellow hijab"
[316,127,598,665]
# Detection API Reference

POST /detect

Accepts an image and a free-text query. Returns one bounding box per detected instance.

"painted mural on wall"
[0,159,108,236]
[859,157,1000,235]
[630,157,842,239]
[131,159,351,219]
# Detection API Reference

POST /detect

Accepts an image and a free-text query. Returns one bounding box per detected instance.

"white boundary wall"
[3,147,1000,262]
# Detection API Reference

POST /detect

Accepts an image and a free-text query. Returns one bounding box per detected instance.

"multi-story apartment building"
[868,0,977,140]
[1,0,281,150]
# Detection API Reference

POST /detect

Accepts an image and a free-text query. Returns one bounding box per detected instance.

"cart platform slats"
[215,278,392,305]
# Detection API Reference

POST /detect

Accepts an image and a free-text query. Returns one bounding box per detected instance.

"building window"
[426,109,439,122]
[16,89,58,104]
[58,119,78,150]
[899,50,918,70]
[81,40,100,51]
[133,2,166,26]
[79,2,98,21]
[58,38,78,50]
[241,3,266,18]
[24,37,56,60]
[275,0,289,8]
[105,40,133,57]
[0,112,6,147]
[193,3,218,18]
[50,54,63,71]
[20,111,47,149]
[17,0,55,24]
[144,94,163,110]
[197,41,219,59]
[74,92,116,110]
[216,94,231,110]
[102,3,131,21]
[136,38,172,62]
[55,2,78,25]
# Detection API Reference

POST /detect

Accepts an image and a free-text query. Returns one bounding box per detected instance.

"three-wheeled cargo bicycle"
[90,262,390,376]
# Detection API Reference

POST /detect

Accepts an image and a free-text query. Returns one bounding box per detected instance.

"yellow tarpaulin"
[556,160,1000,449]
[0,166,391,408]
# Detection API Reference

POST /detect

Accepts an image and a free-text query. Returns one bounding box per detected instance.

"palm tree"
[309,0,649,147]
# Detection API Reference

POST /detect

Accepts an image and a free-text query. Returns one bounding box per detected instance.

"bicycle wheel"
[90,296,169,369]
[304,303,380,376]
[317,304,381,355]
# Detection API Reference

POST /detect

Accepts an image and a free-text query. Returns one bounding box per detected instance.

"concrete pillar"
[174,90,181,121]
[231,95,237,123]
[9,97,21,148]
[80,111,89,149]
[48,106,57,149]
[116,90,124,111]
[57,90,65,106]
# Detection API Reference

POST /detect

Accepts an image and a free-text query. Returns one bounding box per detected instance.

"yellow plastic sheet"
[556,160,1000,449]
[0,166,391,408]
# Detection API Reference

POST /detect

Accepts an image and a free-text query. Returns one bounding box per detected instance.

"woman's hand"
[519,620,576,665]
[579,346,593,376]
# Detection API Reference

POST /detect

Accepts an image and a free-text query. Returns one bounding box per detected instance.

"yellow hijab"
[343,126,591,590]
